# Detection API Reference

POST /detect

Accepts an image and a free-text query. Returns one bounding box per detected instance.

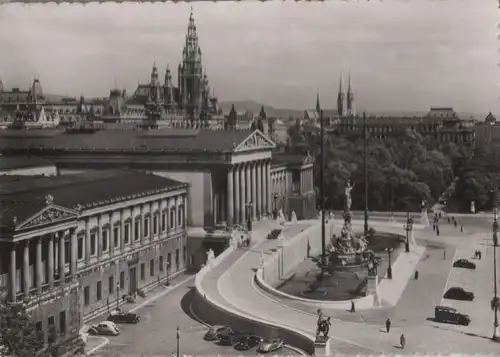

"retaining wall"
[192,245,316,355]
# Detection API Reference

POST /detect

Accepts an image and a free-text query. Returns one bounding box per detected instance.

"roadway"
[86,275,301,357]
[202,215,500,354]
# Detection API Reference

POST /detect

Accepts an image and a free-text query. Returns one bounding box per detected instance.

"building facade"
[0,170,188,347]
[0,128,316,269]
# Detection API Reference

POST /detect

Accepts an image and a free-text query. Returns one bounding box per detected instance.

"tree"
[0,291,45,357]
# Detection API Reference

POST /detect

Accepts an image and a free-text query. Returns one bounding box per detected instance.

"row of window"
[77,206,185,261]
[82,248,185,306]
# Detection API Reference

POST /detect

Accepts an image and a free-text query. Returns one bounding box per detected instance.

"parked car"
[204,325,233,341]
[218,330,247,346]
[434,306,471,326]
[257,338,284,353]
[88,321,120,336]
[107,310,141,324]
[234,335,261,351]
[453,259,476,270]
[443,287,475,301]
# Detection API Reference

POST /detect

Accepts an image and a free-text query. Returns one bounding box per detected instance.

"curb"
[86,337,109,355]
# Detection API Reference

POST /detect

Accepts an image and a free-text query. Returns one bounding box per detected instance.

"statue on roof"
[45,194,54,206]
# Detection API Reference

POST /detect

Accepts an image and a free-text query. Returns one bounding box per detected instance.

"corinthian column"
[256,161,262,219]
[227,166,234,228]
[36,237,42,292]
[251,163,257,220]
[10,243,17,302]
[47,235,54,287]
[266,160,272,215]
[59,232,65,280]
[245,164,251,221]
[234,165,240,225]
[23,241,30,297]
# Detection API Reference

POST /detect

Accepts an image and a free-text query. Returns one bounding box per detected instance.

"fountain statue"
[329,180,368,267]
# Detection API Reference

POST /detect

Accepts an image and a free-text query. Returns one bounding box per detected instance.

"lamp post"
[492,203,500,341]
[273,193,279,219]
[385,248,393,279]
[278,234,285,278]
[246,202,253,231]
[363,112,369,237]
[176,326,180,357]
[403,212,413,253]
[116,282,120,312]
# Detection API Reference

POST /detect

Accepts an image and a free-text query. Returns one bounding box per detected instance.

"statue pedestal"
[420,209,429,228]
[314,336,330,356]
[367,275,381,307]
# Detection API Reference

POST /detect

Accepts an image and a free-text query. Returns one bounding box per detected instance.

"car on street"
[217,329,247,346]
[453,259,476,270]
[233,335,261,351]
[87,321,120,336]
[443,287,475,301]
[434,306,471,326]
[257,338,284,353]
[107,310,141,324]
[203,325,233,341]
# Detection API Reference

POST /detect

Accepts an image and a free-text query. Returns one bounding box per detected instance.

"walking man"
[443,250,446,260]
[414,270,419,280]
[350,300,355,313]
[400,334,406,349]
[385,318,391,333]
[461,225,464,232]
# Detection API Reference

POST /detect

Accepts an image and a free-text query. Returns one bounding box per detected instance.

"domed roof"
[486,112,497,124]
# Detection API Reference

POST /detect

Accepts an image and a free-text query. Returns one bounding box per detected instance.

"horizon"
[0,1,497,113]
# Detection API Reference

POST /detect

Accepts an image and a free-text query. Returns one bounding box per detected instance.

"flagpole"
[320,108,326,271]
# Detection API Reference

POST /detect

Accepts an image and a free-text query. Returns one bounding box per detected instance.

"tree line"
[286,122,473,212]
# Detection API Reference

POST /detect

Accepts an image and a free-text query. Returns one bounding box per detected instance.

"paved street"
[87,275,300,357]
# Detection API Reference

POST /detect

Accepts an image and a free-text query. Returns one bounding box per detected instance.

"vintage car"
[203,325,233,341]
[88,321,120,336]
[217,329,247,346]
[107,310,141,324]
[453,259,476,270]
[233,335,261,351]
[434,306,471,326]
[257,338,284,353]
[443,287,475,301]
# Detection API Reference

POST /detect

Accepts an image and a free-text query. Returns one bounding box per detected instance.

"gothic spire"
[316,92,321,113]
[346,71,355,117]
[337,74,345,117]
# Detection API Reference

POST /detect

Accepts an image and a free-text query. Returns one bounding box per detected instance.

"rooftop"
[0,128,254,153]
[0,170,187,231]
[0,155,54,171]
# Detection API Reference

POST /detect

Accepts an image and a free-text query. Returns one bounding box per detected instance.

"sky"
[0,0,498,113]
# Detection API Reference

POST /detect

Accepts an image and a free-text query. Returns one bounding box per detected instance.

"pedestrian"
[479,251,482,260]
[350,300,355,313]
[443,250,446,260]
[385,318,391,333]
[461,225,463,232]
[454,221,457,228]
[447,217,450,223]
[439,212,442,219]
[400,334,406,349]
[414,270,419,280]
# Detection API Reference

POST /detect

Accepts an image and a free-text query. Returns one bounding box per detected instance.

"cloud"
[0,0,497,114]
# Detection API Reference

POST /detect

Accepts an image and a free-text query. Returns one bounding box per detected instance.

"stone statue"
[421,199,427,210]
[45,194,54,206]
[316,309,331,337]
[206,249,215,263]
[291,210,298,224]
[344,180,354,212]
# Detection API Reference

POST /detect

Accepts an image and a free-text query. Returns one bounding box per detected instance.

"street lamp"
[176,326,180,357]
[492,205,500,341]
[403,212,413,253]
[246,202,253,231]
[116,282,120,312]
[385,248,393,279]
[273,193,279,219]
[278,234,285,278]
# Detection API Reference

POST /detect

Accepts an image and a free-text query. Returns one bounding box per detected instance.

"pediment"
[234,130,276,153]
[16,205,78,231]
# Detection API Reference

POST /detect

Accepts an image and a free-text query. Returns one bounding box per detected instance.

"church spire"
[346,71,355,117]
[337,74,345,117]
[316,92,321,113]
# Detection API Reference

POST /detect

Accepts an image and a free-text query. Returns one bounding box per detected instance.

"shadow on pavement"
[180,287,207,326]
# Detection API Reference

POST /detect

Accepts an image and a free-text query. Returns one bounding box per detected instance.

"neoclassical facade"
[0,170,188,346]
[0,128,316,267]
